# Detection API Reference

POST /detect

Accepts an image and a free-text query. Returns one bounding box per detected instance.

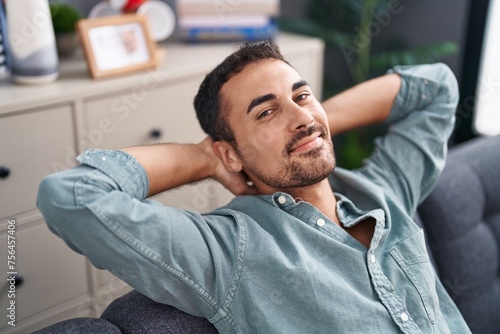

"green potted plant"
[49,3,83,56]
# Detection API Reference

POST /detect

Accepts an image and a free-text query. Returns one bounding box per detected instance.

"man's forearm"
[322,73,402,136]
[121,139,214,197]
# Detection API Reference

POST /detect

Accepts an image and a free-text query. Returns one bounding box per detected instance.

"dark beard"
[238,124,336,189]
[285,145,336,187]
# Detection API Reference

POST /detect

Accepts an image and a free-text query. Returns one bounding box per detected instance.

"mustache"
[285,124,328,154]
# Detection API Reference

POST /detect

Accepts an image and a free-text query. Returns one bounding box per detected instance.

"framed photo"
[77,14,158,79]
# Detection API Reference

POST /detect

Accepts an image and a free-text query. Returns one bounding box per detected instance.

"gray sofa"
[417,135,500,334]
[35,135,500,334]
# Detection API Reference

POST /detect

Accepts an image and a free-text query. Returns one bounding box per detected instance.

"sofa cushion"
[418,135,500,334]
[101,290,218,334]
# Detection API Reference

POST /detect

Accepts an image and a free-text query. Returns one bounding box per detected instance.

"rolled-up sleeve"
[37,149,236,317]
[358,63,459,215]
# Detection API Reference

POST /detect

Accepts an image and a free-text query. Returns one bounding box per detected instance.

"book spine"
[177,0,279,17]
[0,1,10,78]
[178,21,277,42]
[178,15,270,28]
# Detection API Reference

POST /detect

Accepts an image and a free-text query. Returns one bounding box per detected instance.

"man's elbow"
[37,172,76,233]
[435,62,460,108]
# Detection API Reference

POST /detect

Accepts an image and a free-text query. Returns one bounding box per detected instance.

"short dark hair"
[194,40,287,143]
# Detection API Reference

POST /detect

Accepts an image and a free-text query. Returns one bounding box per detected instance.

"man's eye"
[257,109,273,119]
[295,93,310,102]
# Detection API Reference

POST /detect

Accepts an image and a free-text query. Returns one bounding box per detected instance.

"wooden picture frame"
[77,14,158,79]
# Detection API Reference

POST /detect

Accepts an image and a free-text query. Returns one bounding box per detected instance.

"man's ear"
[213,141,243,173]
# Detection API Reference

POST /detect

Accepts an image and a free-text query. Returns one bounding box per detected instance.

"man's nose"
[287,103,314,131]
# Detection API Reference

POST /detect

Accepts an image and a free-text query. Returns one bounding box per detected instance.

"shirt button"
[278,195,287,204]
[424,79,428,85]
[369,254,375,263]
[102,157,107,161]
[400,312,409,322]
[421,94,427,100]
[316,218,325,227]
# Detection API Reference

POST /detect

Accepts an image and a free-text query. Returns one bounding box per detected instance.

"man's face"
[220,58,336,192]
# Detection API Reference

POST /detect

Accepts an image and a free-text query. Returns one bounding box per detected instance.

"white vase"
[5,0,59,84]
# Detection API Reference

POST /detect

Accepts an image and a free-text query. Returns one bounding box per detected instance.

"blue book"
[178,20,277,42]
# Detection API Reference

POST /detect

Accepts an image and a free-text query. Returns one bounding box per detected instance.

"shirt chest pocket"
[389,229,438,324]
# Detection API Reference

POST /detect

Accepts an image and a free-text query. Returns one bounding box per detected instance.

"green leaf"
[370,42,458,71]
[50,4,83,34]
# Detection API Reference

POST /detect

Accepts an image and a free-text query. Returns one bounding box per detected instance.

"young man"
[37,41,471,333]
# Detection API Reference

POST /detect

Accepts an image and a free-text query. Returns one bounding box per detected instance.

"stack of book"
[0,1,10,79]
[176,0,280,42]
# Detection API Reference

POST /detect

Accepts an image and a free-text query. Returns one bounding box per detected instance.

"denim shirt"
[37,63,471,333]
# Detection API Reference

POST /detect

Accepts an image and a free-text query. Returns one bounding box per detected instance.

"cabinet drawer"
[0,220,88,329]
[84,78,206,150]
[0,106,75,220]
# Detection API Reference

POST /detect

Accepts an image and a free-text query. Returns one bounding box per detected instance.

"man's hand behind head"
[199,137,259,196]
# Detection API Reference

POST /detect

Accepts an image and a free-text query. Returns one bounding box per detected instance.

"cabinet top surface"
[0,33,323,115]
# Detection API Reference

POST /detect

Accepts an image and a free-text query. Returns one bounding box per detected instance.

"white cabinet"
[0,219,90,332]
[0,33,324,332]
[0,105,90,333]
[0,105,76,219]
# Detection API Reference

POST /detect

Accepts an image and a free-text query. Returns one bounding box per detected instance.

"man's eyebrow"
[247,93,276,114]
[292,80,309,92]
[246,80,309,114]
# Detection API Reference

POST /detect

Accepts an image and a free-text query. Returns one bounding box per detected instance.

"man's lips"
[289,132,323,153]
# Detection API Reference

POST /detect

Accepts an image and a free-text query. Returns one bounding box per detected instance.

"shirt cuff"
[77,149,150,200]
[385,64,443,125]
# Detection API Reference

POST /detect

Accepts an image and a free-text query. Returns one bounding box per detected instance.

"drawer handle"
[0,165,10,179]
[15,275,24,287]
[6,275,23,288]
[149,128,162,139]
